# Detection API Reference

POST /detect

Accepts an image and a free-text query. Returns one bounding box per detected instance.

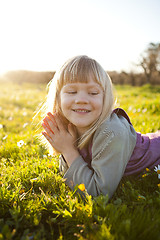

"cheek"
[60,96,70,113]
[94,98,103,110]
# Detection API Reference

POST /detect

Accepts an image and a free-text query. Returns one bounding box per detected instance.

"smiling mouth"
[73,109,91,113]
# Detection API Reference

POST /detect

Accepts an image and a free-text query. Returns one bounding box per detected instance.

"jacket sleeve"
[62,115,137,198]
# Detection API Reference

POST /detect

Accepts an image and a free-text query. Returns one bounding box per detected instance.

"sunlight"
[0,0,159,74]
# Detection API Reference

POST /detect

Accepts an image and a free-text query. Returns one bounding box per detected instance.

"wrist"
[63,148,80,167]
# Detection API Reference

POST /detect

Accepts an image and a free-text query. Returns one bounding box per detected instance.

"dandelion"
[20,189,25,194]
[142,173,147,178]
[78,183,85,191]
[17,140,24,147]
[48,164,52,168]
[154,165,160,179]
[138,195,146,200]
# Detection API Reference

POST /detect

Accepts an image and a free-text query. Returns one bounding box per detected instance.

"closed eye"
[89,92,99,95]
[67,91,77,94]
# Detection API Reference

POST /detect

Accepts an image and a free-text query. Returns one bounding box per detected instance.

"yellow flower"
[78,183,85,191]
[157,183,160,188]
[138,195,146,200]
[20,189,25,194]
[142,174,147,178]
[146,168,150,172]
[48,164,52,168]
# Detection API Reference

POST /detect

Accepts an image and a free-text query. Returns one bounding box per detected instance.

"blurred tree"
[138,42,160,83]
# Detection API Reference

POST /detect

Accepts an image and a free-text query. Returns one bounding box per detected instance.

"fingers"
[42,122,55,139]
[42,112,58,134]
[47,112,57,127]
[47,112,66,132]
[42,131,54,147]
[55,116,66,132]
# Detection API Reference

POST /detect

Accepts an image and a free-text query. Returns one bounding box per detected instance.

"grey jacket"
[59,112,137,198]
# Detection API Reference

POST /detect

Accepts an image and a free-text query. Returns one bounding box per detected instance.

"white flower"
[154,165,160,179]
[30,178,38,182]
[142,108,147,113]
[2,135,8,140]
[128,106,132,111]
[0,124,3,129]
[23,112,27,116]
[23,123,28,128]
[17,140,24,147]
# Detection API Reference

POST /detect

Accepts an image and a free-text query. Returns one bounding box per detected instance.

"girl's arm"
[63,115,137,198]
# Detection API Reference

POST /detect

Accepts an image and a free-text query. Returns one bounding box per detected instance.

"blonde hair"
[41,55,114,150]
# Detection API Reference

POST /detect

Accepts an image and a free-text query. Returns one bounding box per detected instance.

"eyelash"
[90,92,98,95]
[67,91,77,94]
[66,91,99,95]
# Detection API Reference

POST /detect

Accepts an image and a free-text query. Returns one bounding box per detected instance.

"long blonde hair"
[41,55,114,150]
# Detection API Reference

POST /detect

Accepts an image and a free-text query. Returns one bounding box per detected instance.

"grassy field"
[0,82,160,240]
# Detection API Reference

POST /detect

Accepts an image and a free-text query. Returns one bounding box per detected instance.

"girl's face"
[60,78,104,136]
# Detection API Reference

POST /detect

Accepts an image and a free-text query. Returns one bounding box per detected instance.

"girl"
[41,55,160,199]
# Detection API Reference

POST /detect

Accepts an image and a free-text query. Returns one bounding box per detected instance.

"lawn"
[0,81,160,240]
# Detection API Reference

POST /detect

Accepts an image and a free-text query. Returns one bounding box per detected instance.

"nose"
[75,92,89,104]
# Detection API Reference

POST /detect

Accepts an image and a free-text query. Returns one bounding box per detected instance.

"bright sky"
[0,0,160,74]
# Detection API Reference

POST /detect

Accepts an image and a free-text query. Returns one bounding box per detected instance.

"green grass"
[0,82,160,240]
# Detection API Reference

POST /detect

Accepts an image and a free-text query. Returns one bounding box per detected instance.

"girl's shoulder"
[94,108,136,141]
[98,108,132,132]
[112,108,132,124]
[92,108,137,158]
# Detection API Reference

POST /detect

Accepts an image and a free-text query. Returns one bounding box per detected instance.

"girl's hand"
[42,112,80,166]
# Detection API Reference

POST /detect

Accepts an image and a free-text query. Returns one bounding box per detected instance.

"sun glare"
[0,0,159,75]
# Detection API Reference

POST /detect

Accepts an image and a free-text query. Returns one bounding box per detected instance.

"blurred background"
[0,0,160,85]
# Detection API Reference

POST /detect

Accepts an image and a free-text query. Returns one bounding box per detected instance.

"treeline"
[109,70,160,86]
[1,69,159,86]
[1,70,55,84]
